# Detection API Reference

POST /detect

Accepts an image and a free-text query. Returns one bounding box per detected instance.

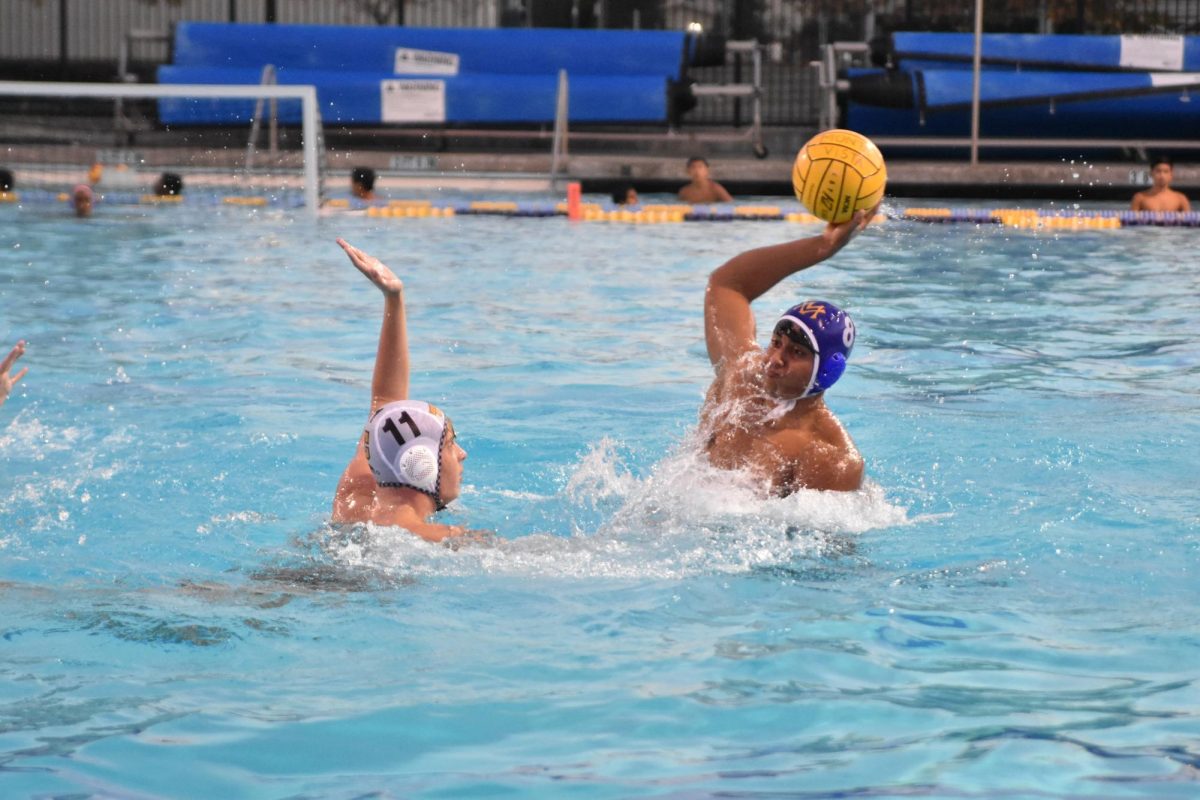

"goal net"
[0,81,324,212]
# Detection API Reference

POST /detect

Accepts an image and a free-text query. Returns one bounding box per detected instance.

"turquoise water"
[1,200,1198,798]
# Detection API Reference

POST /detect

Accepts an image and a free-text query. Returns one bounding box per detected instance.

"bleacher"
[156,22,710,126]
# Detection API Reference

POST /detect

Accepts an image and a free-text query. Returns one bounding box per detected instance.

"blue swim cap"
[774,300,856,397]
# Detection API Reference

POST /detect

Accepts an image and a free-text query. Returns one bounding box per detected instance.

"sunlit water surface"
[1,199,1198,798]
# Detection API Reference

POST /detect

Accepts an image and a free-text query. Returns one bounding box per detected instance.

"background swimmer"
[0,339,27,410]
[1131,156,1191,212]
[678,156,733,204]
[72,184,93,217]
[155,172,184,197]
[330,239,470,542]
[350,167,377,201]
[611,184,639,206]
[700,211,872,494]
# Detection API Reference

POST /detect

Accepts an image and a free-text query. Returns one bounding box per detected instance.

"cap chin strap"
[763,396,797,421]
[799,351,824,398]
[766,354,823,421]
[778,314,824,399]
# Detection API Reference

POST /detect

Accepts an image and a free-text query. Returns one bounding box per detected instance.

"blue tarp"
[892,32,1200,72]
[171,22,690,77]
[917,68,1200,110]
[845,36,1200,144]
[158,66,668,124]
[848,86,1200,140]
[158,23,691,125]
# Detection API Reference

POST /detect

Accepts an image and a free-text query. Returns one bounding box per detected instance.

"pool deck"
[318,123,1198,200]
[4,115,1196,201]
[328,148,1199,202]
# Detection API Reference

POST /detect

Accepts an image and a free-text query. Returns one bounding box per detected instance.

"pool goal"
[0,80,324,212]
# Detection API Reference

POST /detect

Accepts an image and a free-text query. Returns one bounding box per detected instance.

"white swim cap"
[364,400,449,505]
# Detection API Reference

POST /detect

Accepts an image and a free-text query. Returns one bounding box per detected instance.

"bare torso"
[700,354,863,494]
[679,180,732,204]
[1132,188,1190,212]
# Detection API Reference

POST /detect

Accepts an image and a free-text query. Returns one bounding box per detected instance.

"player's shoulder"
[783,421,863,491]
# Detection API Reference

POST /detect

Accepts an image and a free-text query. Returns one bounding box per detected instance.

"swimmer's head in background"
[156,172,184,196]
[351,166,377,195]
[364,400,451,508]
[773,300,855,398]
[72,184,94,216]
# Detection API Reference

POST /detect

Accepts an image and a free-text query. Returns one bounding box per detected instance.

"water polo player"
[699,210,873,494]
[330,239,470,541]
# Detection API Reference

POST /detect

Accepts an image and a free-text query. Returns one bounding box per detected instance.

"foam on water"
[318,434,912,581]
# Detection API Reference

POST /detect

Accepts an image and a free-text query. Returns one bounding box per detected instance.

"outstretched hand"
[337,238,403,295]
[820,204,879,258]
[0,339,28,408]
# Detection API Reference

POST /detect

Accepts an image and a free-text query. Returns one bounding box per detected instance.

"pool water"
[1,200,1198,798]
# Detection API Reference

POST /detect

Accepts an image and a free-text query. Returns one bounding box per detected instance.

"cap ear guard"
[815,352,846,394]
[398,445,439,493]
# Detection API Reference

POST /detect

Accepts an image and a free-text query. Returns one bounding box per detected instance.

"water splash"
[319,436,912,581]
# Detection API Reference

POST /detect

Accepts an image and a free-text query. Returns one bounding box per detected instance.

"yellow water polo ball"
[792,129,887,224]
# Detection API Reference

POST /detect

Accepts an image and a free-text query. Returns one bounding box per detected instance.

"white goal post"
[0,80,322,214]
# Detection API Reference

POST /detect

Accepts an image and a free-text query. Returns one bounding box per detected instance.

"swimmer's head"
[611,185,638,205]
[72,184,93,217]
[1149,156,1175,188]
[686,155,711,180]
[351,166,376,199]
[156,172,184,196]
[771,300,855,398]
[364,400,466,509]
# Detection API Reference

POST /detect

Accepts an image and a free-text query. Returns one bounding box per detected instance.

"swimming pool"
[1,200,1197,797]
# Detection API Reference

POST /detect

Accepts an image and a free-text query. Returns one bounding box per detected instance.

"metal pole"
[59,0,69,75]
[550,69,569,184]
[300,87,320,213]
[970,0,983,165]
[229,0,237,22]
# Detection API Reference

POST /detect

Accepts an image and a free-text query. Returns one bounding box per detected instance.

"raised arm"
[0,339,28,409]
[704,212,868,368]
[337,238,409,413]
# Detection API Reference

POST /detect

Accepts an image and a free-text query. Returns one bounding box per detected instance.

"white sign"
[381,80,446,123]
[394,47,460,76]
[1119,35,1184,71]
[1148,72,1200,88]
